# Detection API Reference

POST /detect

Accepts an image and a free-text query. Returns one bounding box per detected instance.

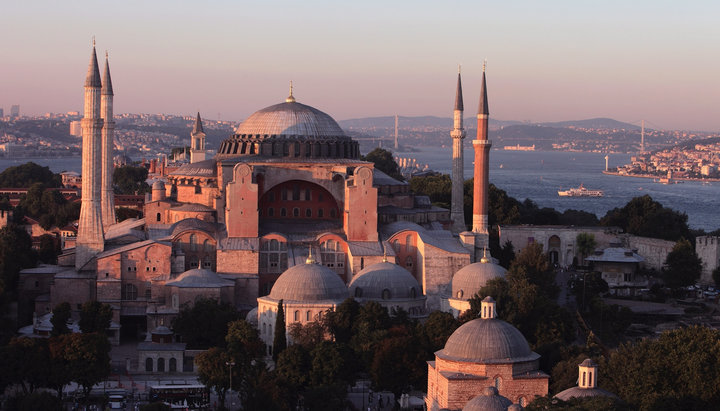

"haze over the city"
[3,0,720,131]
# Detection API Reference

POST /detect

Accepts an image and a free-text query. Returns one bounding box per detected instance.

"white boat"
[557,184,604,197]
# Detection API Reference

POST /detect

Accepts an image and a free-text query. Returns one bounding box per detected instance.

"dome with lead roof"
[349,261,422,300]
[462,387,512,411]
[269,262,348,302]
[451,258,506,300]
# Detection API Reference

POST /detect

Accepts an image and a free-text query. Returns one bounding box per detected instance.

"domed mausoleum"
[426,297,548,410]
[348,257,427,318]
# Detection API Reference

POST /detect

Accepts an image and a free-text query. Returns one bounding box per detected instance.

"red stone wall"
[344,166,378,241]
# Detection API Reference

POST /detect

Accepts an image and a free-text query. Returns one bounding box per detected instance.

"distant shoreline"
[602,170,720,183]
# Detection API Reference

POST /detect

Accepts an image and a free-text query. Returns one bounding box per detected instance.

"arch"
[548,235,561,265]
[259,180,340,221]
[189,234,197,251]
[306,310,312,321]
[156,212,161,222]
[123,283,138,301]
[157,357,165,372]
[294,310,299,322]
[260,235,289,274]
[145,357,153,372]
[169,358,177,372]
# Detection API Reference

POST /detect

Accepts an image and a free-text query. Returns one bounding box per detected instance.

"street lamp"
[225,361,235,409]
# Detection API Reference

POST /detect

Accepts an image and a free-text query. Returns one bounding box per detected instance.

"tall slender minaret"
[472,62,491,236]
[450,67,466,232]
[190,112,206,163]
[76,42,105,269]
[100,52,116,228]
[394,115,399,150]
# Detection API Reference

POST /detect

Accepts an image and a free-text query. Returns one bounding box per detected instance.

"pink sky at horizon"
[2,1,719,131]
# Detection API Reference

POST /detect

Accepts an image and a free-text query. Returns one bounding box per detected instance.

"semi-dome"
[349,261,421,300]
[451,258,506,300]
[217,94,359,159]
[462,387,512,411]
[166,268,234,288]
[269,262,348,302]
[437,317,536,363]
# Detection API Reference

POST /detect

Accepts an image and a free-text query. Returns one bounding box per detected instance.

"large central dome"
[217,93,359,160]
[234,101,345,138]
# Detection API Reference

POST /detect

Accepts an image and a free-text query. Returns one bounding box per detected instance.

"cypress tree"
[273,299,287,362]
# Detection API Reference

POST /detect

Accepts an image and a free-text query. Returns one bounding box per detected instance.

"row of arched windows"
[260,207,337,218]
[145,357,177,372]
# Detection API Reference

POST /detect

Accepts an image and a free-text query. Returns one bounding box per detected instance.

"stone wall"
[625,235,675,271]
[696,236,720,284]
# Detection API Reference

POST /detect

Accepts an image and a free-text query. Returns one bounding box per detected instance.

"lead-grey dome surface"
[437,318,536,363]
[451,261,506,300]
[269,263,348,302]
[166,268,234,288]
[348,261,421,300]
[554,387,617,401]
[234,101,347,139]
[462,387,512,411]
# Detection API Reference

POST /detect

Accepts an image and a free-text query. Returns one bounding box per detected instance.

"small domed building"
[257,251,348,355]
[462,387,512,411]
[554,358,617,402]
[443,250,506,317]
[426,297,548,411]
[164,266,235,312]
[348,257,427,318]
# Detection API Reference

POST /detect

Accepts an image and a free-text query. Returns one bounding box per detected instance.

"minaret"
[100,52,116,228]
[472,62,491,236]
[450,67,466,233]
[76,43,105,269]
[190,112,206,164]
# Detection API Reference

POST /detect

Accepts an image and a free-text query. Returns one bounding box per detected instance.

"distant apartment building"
[10,105,20,118]
[69,120,82,137]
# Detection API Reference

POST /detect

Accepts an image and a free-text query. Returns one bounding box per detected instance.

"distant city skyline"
[2,1,720,131]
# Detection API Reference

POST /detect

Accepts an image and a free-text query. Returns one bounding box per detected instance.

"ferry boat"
[557,184,604,197]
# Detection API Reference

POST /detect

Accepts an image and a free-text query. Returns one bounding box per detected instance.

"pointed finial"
[458,64,461,74]
[483,59,487,72]
[286,81,296,103]
[480,247,489,263]
[306,246,316,264]
[382,249,388,263]
[92,36,96,48]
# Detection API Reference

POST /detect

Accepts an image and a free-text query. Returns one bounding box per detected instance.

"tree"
[195,347,231,406]
[362,148,404,181]
[575,232,597,266]
[78,300,112,334]
[0,224,36,292]
[419,311,459,354]
[113,165,150,195]
[49,333,111,399]
[288,321,327,349]
[509,241,558,300]
[38,234,59,264]
[604,325,720,409]
[663,238,702,289]
[0,162,61,188]
[273,299,287,362]
[600,195,690,241]
[323,297,360,344]
[171,298,240,349]
[51,302,71,336]
[370,326,426,395]
[409,174,451,208]
[713,267,720,288]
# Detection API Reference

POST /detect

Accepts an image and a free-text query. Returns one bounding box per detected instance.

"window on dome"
[382,289,391,300]
[410,287,417,298]
[305,188,311,201]
[355,287,363,298]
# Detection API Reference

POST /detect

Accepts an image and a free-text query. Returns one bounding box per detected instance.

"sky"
[2,0,720,131]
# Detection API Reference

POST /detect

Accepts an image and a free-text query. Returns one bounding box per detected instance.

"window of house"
[268,207,274,217]
[156,212,161,222]
[169,358,177,372]
[318,208,324,218]
[280,208,287,217]
[145,358,153,372]
[305,208,312,218]
[293,208,300,217]
[123,283,138,300]
[157,358,165,372]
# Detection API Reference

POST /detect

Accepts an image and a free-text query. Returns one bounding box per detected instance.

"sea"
[2,150,719,231]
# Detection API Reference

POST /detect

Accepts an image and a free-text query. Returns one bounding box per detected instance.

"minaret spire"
[450,68,467,233]
[190,112,206,163]
[77,43,105,268]
[468,62,492,260]
[100,51,116,228]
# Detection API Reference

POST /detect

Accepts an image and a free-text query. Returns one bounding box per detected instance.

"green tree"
[49,333,111,399]
[113,165,150,195]
[195,347,231,406]
[663,238,702,289]
[171,298,240,349]
[140,403,172,411]
[0,162,61,188]
[419,311,459,354]
[288,321,327,349]
[362,148,404,181]
[276,344,312,387]
[575,232,597,266]
[0,224,36,291]
[510,241,558,300]
[4,391,64,411]
[604,325,720,409]
[370,326,426,395]
[50,302,71,336]
[323,297,360,344]
[273,299,287,362]
[600,195,690,241]
[78,300,112,334]
[713,267,720,287]
[409,174,451,208]
[38,234,59,264]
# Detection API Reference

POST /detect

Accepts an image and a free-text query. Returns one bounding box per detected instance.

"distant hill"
[539,117,640,130]
[338,116,519,130]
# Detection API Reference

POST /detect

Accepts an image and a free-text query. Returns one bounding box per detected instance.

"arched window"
[410,287,417,298]
[268,207,274,217]
[405,256,413,268]
[360,257,364,270]
[294,310,299,322]
[330,208,336,218]
[306,311,311,321]
[405,234,412,252]
[321,239,346,276]
[382,289,391,300]
[189,234,197,251]
[318,208,324,218]
[145,358,153,372]
[305,208,312,217]
[260,238,288,274]
[280,208,287,217]
[123,283,138,300]
[494,376,502,389]
[293,208,300,217]
[203,239,211,252]
[156,212,161,222]
[169,358,177,372]
[157,358,165,372]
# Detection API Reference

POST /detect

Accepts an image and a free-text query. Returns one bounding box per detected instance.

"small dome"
[438,317,535,363]
[462,387,512,411]
[269,262,348,302]
[152,180,165,190]
[166,268,234,288]
[152,325,173,335]
[348,261,422,300]
[451,260,506,300]
[554,387,617,401]
[245,307,258,326]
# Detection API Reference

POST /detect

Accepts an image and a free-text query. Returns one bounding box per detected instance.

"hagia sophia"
[18,44,609,409]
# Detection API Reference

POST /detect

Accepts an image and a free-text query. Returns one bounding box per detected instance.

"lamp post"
[225,361,235,409]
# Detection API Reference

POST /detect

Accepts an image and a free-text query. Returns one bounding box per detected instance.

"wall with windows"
[172,231,217,271]
[258,180,340,221]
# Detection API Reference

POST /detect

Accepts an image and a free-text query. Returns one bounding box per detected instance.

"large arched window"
[260,238,288,274]
[145,358,153,372]
[122,283,138,300]
[189,234,197,251]
[157,358,165,372]
[321,239,346,276]
[169,358,177,372]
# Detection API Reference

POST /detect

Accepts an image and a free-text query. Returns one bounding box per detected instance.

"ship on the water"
[503,144,535,151]
[557,184,604,197]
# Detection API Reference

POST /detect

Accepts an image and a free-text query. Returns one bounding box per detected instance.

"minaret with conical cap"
[190,112,206,164]
[76,43,105,269]
[472,62,491,236]
[100,52,116,228]
[450,67,466,233]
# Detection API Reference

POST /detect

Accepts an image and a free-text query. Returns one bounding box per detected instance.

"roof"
[451,260,506,300]
[437,317,537,363]
[234,100,347,139]
[137,341,187,351]
[20,264,66,275]
[192,112,204,134]
[455,72,464,111]
[372,168,406,186]
[346,241,389,257]
[555,387,618,401]
[171,159,217,177]
[383,221,469,254]
[171,203,214,212]
[169,218,218,238]
[477,70,488,115]
[165,268,234,288]
[85,46,101,88]
[348,261,423,300]
[95,240,170,259]
[102,53,113,95]
[462,387,511,411]
[585,247,644,263]
[268,262,348,302]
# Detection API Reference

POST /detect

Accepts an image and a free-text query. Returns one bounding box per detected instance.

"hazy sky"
[2,1,720,131]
